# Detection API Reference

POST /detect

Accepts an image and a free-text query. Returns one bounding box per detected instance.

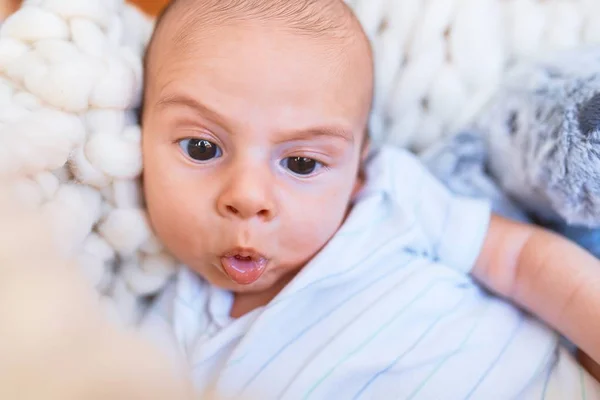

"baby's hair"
[144,0,365,72]
[171,0,354,37]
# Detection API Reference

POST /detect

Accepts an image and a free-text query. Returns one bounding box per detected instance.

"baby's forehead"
[145,0,371,75]
[143,0,374,132]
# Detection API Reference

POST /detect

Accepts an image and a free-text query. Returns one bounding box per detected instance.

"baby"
[139,0,600,398]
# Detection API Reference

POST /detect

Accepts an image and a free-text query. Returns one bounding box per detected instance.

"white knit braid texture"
[0,0,173,326]
[351,0,600,151]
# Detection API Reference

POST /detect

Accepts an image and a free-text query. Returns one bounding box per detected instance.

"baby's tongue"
[221,255,267,285]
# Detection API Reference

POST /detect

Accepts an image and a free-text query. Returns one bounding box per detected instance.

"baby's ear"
[358,128,372,170]
[360,134,371,163]
[351,131,371,199]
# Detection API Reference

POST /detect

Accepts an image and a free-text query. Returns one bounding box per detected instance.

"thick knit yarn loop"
[1,0,599,326]
[0,0,172,326]
[348,0,600,151]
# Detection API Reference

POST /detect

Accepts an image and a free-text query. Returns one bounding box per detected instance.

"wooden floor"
[130,0,171,16]
[2,0,171,17]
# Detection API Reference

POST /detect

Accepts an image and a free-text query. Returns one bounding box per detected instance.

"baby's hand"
[473,214,600,371]
[471,215,531,299]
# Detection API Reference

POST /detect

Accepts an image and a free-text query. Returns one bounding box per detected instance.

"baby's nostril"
[578,93,600,136]
[258,209,270,219]
[227,205,238,215]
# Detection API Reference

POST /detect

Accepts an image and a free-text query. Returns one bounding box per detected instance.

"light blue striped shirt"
[141,146,599,399]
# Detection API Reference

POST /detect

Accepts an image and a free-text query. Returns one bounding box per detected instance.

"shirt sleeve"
[392,148,492,274]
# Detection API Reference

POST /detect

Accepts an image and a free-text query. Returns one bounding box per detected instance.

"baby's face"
[142,23,372,294]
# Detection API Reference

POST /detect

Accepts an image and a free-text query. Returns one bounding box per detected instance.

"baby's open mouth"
[220,249,268,285]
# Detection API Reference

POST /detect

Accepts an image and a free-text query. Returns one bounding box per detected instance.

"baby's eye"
[282,156,322,176]
[179,138,222,162]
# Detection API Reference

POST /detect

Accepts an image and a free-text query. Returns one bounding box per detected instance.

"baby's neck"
[230,272,296,318]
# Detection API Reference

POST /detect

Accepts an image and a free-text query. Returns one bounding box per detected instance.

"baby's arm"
[473,215,600,371]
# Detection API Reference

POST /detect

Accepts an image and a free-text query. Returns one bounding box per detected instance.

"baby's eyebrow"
[154,93,354,143]
[283,126,355,143]
[155,93,227,126]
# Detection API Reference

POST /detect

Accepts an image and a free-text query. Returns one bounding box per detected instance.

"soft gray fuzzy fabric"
[420,131,529,223]
[421,46,600,258]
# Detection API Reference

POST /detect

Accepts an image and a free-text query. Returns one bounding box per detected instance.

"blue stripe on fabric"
[302,278,458,400]
[267,233,417,309]
[238,254,421,395]
[464,317,524,399]
[352,293,470,399]
[541,361,552,400]
[406,304,490,400]
[510,341,557,400]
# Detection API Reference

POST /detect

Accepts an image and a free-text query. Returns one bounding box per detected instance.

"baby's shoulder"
[362,145,455,206]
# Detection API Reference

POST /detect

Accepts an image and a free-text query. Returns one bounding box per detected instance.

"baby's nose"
[223,202,274,221]
[578,93,600,136]
[217,170,277,222]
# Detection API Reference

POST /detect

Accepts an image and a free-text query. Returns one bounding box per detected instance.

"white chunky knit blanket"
[1,0,599,325]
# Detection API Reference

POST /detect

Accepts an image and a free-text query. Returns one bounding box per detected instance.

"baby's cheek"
[144,172,212,260]
[285,189,350,252]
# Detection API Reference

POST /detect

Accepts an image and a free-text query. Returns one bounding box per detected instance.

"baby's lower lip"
[220,254,268,285]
